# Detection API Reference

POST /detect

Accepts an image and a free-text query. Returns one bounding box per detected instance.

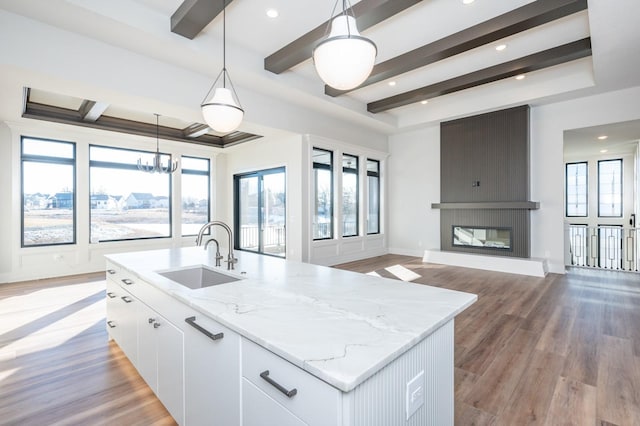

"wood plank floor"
[1,256,639,425]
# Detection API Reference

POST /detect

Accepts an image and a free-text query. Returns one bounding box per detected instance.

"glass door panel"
[262,172,286,257]
[238,176,259,252]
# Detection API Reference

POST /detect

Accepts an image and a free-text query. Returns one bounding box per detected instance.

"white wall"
[220,133,304,262]
[386,85,640,273]
[387,125,441,257]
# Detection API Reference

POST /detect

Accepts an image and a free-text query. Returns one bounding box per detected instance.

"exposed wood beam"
[367,38,592,113]
[183,123,210,138]
[79,99,109,122]
[327,0,588,96]
[171,0,234,40]
[22,97,260,148]
[264,0,422,74]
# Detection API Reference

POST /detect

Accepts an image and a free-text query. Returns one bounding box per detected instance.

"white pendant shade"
[313,15,377,91]
[201,87,244,134]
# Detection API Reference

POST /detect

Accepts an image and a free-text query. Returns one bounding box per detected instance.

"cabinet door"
[242,378,307,426]
[184,314,240,426]
[137,303,158,391]
[117,289,139,366]
[157,316,184,426]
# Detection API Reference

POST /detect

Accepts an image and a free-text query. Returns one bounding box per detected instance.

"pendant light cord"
[222,0,226,88]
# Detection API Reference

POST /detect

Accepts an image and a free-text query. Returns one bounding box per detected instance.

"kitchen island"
[105,247,476,426]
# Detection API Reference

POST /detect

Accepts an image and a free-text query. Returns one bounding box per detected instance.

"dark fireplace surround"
[432,105,539,258]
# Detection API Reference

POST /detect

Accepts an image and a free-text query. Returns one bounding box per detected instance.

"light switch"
[406,370,425,420]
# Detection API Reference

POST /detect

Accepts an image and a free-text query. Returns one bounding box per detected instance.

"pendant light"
[137,114,178,174]
[200,0,244,134]
[313,0,377,91]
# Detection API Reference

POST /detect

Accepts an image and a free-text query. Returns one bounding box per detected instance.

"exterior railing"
[567,224,638,272]
[240,225,285,251]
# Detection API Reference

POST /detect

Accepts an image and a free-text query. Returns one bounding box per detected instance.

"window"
[181,156,211,236]
[21,137,76,247]
[313,148,333,240]
[89,145,171,242]
[342,154,358,237]
[367,159,380,234]
[565,162,587,217]
[598,159,622,217]
[234,168,286,257]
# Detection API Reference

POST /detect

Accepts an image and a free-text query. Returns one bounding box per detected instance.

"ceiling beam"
[264,0,422,74]
[79,99,109,122]
[183,123,210,138]
[327,0,588,96]
[171,0,234,40]
[367,38,592,113]
[22,95,260,148]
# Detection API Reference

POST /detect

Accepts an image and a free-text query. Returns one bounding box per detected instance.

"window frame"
[597,158,623,218]
[21,136,77,248]
[181,155,211,237]
[233,166,286,258]
[89,144,173,243]
[342,153,359,237]
[312,148,334,241]
[565,161,588,218]
[366,159,381,235]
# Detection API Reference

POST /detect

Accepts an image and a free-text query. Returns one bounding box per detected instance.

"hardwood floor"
[1,256,639,425]
[0,273,176,426]
[336,255,640,425]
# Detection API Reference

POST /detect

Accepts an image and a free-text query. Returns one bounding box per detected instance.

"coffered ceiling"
[1,0,639,135]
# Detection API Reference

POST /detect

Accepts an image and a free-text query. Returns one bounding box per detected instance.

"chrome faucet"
[204,238,224,267]
[196,221,237,270]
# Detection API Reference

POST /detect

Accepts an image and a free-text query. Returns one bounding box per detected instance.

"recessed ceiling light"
[266,8,279,18]
[421,100,428,105]
[388,81,396,87]
[515,74,526,80]
[597,135,608,140]
[495,44,507,51]
[600,149,608,153]
[462,0,475,4]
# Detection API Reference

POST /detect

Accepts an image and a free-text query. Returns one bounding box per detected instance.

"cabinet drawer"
[242,378,306,426]
[242,339,340,426]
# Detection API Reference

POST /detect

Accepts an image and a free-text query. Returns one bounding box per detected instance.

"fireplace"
[433,106,539,259]
[453,226,512,251]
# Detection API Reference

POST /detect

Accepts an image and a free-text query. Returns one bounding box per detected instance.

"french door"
[234,167,286,257]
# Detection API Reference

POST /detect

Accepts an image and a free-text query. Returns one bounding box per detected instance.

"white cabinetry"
[183,314,240,426]
[105,262,184,425]
[105,273,138,366]
[138,303,184,426]
[241,338,340,426]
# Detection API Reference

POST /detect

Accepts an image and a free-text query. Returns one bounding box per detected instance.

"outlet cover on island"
[406,370,425,420]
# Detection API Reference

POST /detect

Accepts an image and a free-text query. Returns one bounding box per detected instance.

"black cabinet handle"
[260,370,297,398]
[121,278,133,285]
[107,320,116,328]
[107,269,116,275]
[185,316,223,341]
[121,296,133,303]
[106,292,116,299]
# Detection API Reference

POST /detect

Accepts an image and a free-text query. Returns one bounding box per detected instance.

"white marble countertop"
[106,247,476,392]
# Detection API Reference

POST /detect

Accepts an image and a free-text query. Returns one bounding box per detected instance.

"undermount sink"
[157,265,242,289]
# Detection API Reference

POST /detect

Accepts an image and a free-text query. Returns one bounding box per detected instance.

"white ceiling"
[564,119,640,158]
[1,0,640,136]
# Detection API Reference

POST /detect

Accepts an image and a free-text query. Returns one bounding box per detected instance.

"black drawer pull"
[121,296,133,303]
[121,278,134,285]
[185,316,223,341]
[107,320,116,328]
[260,370,297,398]
[106,292,117,299]
[107,269,116,275]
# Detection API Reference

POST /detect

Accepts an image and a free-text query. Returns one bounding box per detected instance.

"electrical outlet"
[406,370,425,420]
